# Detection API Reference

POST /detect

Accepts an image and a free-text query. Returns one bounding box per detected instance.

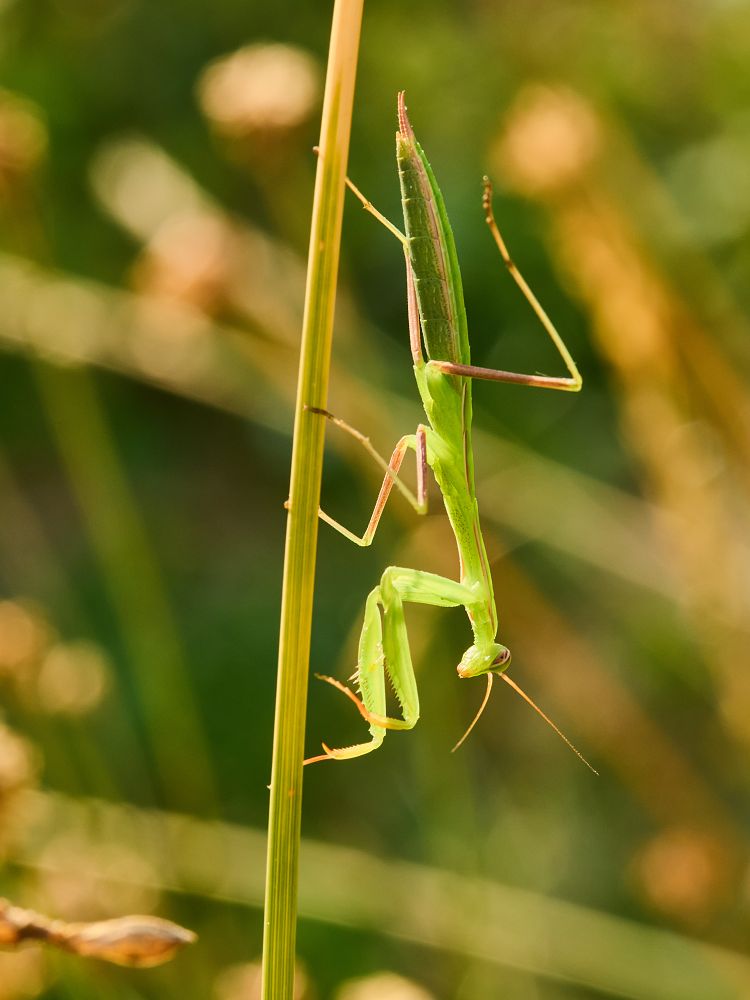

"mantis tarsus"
[306,93,593,770]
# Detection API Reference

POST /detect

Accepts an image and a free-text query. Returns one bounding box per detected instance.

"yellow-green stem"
[261,2,364,995]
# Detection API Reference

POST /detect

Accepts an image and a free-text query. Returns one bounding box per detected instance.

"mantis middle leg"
[309,176,428,545]
[306,567,477,762]
[312,411,429,547]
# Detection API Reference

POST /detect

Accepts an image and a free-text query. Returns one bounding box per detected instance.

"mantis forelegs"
[306,567,477,762]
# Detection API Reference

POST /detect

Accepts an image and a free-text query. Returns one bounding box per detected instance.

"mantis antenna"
[451,673,494,753]
[451,671,598,775]
[499,673,598,774]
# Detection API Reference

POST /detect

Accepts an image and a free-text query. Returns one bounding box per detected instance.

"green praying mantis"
[305,93,594,770]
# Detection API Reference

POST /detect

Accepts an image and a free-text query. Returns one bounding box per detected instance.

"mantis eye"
[492,647,511,669]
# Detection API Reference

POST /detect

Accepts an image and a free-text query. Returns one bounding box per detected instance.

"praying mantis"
[306,93,593,769]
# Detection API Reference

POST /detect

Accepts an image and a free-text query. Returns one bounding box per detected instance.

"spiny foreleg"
[306,567,477,762]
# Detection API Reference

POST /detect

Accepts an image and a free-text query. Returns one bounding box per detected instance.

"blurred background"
[1,0,750,996]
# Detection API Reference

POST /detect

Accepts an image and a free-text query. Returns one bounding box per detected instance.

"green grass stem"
[261,2,365,995]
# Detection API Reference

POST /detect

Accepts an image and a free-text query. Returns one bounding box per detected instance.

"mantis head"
[451,643,511,752]
[456,642,511,679]
[453,644,598,774]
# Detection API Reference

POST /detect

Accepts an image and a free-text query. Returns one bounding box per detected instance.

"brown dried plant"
[0,898,195,969]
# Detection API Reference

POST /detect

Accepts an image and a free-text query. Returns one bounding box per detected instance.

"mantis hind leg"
[308,568,476,762]
[430,178,582,393]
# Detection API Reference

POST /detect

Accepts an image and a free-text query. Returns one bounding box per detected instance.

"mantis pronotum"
[306,93,593,770]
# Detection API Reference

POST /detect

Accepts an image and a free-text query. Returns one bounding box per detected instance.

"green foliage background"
[1,1,750,997]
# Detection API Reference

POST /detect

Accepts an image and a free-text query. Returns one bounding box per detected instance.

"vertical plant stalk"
[261,2,365,996]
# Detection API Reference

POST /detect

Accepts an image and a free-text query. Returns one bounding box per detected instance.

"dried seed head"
[630,826,735,927]
[213,962,263,1000]
[0,900,35,946]
[131,211,231,311]
[492,86,601,197]
[336,972,436,1000]
[0,726,38,807]
[214,959,311,1000]
[59,915,197,968]
[0,90,47,192]
[0,900,194,970]
[0,601,50,677]
[197,43,320,137]
[0,729,39,864]
[35,641,109,716]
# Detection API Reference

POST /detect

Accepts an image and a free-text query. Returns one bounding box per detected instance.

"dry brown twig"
[0,898,196,968]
